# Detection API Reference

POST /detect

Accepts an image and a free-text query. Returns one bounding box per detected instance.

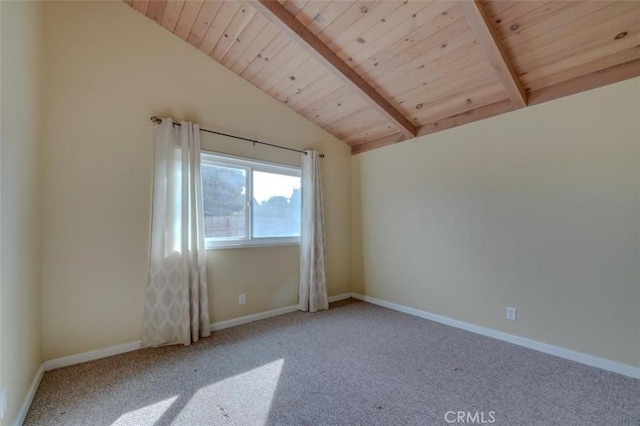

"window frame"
[201,150,302,250]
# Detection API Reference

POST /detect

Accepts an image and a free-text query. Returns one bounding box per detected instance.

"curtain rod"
[150,116,324,158]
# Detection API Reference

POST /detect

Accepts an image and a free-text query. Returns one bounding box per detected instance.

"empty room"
[1,0,639,425]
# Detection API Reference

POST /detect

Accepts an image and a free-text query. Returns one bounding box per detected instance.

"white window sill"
[205,238,300,250]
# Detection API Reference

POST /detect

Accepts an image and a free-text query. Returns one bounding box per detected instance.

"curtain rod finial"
[150,116,162,124]
[303,152,325,158]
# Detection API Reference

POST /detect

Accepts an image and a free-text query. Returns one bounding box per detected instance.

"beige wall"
[352,78,640,367]
[0,1,44,425]
[5,0,636,390]
[41,1,351,361]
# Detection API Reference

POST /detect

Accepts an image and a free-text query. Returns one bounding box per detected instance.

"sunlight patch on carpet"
[111,396,178,425]
[173,359,285,424]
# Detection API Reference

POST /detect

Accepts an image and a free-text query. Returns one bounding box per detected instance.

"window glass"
[253,171,301,238]
[202,164,247,239]
[201,152,301,248]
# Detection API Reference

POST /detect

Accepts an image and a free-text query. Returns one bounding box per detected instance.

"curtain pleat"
[142,119,211,347]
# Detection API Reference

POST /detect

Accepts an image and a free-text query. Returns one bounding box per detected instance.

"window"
[201,151,301,249]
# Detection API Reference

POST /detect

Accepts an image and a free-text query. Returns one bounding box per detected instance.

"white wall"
[41,1,351,361]
[0,1,44,424]
[352,77,640,367]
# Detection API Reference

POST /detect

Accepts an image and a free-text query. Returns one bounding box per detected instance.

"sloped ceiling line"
[124,0,640,155]
[237,0,528,151]
[250,0,418,139]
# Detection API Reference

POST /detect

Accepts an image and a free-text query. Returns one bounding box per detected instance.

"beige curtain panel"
[299,150,328,313]
[142,118,211,347]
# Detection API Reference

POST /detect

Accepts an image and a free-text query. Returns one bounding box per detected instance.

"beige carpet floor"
[25,299,639,425]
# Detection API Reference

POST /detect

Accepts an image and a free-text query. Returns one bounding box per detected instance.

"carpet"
[24,299,640,425]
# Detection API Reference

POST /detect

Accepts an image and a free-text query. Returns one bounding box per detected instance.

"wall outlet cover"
[506,307,517,321]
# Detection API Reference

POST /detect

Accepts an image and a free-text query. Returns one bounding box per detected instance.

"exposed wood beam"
[417,99,516,137]
[458,0,527,108]
[250,0,418,139]
[351,133,407,155]
[528,58,640,106]
[352,58,640,155]
[352,99,516,155]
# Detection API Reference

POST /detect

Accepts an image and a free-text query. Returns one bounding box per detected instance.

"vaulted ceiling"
[124,0,640,154]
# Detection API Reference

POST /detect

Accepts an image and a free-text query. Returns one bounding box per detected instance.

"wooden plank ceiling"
[125,0,640,154]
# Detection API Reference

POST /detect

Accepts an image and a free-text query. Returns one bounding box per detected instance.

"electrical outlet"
[1,387,7,420]
[239,293,246,305]
[506,307,517,321]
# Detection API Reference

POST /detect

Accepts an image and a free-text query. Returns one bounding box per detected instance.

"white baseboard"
[211,304,299,331]
[44,340,142,371]
[352,293,640,379]
[43,293,353,371]
[211,292,353,331]
[13,364,44,426]
[328,292,352,303]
